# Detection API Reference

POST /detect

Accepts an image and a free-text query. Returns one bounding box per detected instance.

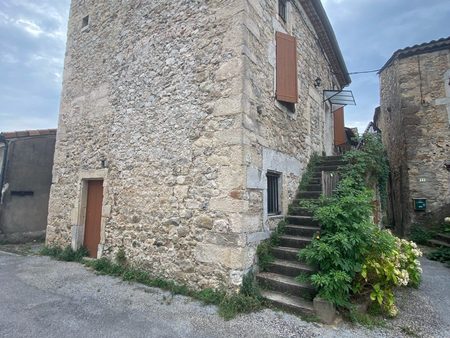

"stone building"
[47,0,351,289]
[0,129,56,243]
[377,37,450,236]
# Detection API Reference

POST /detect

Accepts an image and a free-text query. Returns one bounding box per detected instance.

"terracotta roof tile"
[1,129,57,139]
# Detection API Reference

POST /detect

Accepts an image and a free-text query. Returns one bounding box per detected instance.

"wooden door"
[334,107,346,146]
[84,180,103,258]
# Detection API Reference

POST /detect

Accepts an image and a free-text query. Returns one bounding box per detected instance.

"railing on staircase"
[321,171,339,197]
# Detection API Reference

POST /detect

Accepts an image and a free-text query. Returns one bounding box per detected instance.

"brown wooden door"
[84,180,103,258]
[334,107,346,146]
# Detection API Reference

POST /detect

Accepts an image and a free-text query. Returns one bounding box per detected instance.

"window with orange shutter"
[276,32,298,105]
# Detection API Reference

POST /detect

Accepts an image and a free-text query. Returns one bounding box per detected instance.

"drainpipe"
[0,135,8,202]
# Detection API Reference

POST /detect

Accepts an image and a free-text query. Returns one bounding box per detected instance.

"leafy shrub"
[298,179,376,307]
[357,234,422,316]
[298,134,422,315]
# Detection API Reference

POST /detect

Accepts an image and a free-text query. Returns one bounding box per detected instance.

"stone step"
[318,159,347,167]
[280,235,312,249]
[428,239,450,248]
[260,290,315,315]
[266,259,315,277]
[296,191,321,199]
[285,216,319,226]
[319,156,343,161]
[314,165,341,172]
[288,207,314,217]
[272,246,299,261]
[285,224,320,237]
[304,184,322,192]
[257,272,315,298]
[436,233,450,244]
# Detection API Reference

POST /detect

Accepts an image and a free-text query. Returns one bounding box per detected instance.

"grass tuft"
[40,245,88,262]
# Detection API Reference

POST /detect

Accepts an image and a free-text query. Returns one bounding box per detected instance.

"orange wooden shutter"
[276,32,298,103]
[334,107,346,146]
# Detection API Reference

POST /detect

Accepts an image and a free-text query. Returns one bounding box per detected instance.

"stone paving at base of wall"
[0,249,448,338]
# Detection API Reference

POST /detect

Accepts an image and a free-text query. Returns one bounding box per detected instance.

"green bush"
[357,234,422,316]
[409,225,436,245]
[298,134,422,315]
[298,179,375,306]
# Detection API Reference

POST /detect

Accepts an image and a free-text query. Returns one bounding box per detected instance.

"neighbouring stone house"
[47,0,351,289]
[377,37,450,236]
[0,129,56,243]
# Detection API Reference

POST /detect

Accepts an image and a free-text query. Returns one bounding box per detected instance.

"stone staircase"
[257,155,345,315]
[428,233,450,248]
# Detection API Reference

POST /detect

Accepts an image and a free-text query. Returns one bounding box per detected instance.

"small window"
[82,15,89,29]
[279,0,287,22]
[267,172,281,215]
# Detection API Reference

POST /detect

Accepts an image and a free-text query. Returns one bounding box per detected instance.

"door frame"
[71,169,109,258]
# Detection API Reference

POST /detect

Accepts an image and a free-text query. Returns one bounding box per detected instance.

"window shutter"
[334,107,346,146]
[276,31,298,103]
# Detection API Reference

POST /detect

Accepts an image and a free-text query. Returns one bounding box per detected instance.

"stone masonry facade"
[379,38,450,235]
[47,0,348,290]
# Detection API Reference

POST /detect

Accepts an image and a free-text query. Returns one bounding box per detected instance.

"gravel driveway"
[0,250,448,338]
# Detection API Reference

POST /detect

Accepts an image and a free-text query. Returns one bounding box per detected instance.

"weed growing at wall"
[299,153,320,190]
[40,245,88,262]
[41,247,264,320]
[256,220,287,271]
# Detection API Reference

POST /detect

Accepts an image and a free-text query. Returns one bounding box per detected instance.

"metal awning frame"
[323,90,356,107]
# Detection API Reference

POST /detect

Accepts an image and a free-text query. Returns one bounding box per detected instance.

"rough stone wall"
[380,49,450,234]
[241,0,340,239]
[48,0,250,290]
[47,0,343,289]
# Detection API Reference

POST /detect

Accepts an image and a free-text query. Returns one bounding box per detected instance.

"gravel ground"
[0,250,448,338]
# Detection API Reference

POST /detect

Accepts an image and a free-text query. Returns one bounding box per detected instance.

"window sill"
[267,214,284,219]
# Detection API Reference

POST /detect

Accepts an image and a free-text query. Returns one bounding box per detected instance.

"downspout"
[0,135,8,202]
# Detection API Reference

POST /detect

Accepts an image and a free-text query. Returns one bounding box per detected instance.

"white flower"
[412,248,423,257]
[398,270,410,286]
